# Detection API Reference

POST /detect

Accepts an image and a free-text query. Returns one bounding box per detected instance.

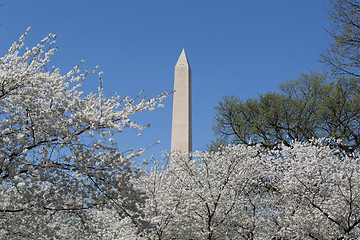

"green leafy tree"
[213,71,360,153]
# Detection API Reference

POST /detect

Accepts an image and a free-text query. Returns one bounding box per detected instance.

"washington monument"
[171,49,192,153]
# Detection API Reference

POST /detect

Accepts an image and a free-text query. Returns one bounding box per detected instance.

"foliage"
[212,71,360,153]
[0,28,167,239]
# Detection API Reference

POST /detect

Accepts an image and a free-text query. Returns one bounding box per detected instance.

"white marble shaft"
[171,49,192,152]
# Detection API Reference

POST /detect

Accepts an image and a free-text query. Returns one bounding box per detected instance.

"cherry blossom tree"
[0,28,167,239]
[268,141,360,239]
[137,146,276,240]
[135,142,360,240]
[35,140,360,239]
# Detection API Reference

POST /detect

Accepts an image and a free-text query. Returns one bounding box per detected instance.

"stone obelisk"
[171,49,192,153]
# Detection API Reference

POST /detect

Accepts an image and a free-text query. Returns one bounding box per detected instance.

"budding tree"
[321,0,360,78]
[0,28,167,239]
[213,71,360,154]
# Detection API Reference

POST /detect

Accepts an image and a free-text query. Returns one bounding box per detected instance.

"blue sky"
[0,0,331,160]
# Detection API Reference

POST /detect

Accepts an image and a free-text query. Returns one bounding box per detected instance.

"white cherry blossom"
[0,29,167,239]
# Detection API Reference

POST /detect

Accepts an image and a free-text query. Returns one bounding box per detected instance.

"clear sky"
[0,0,331,160]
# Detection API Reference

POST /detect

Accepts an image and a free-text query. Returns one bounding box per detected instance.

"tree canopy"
[212,71,360,153]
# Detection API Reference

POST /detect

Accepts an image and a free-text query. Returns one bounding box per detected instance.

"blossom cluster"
[0,30,167,239]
